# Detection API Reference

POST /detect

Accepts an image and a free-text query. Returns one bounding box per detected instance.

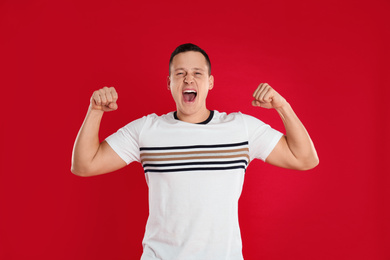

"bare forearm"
[71,107,104,175]
[275,102,319,169]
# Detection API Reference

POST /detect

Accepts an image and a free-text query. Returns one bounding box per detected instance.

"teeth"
[184,90,197,94]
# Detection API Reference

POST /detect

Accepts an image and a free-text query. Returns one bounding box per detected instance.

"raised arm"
[252,83,319,170]
[71,87,127,177]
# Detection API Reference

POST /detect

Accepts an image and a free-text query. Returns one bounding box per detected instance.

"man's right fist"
[90,86,118,112]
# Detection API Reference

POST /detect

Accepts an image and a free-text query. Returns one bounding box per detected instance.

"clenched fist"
[90,86,118,112]
[252,83,287,109]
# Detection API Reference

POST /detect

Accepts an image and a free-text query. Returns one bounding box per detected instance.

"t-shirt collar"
[173,110,214,125]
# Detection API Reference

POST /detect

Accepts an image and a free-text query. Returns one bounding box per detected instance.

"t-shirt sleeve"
[242,113,284,162]
[105,116,147,165]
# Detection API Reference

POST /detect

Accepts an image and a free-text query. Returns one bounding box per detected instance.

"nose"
[184,75,194,84]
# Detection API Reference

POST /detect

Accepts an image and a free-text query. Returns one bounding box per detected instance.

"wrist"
[275,102,294,121]
[88,105,105,116]
[275,101,291,112]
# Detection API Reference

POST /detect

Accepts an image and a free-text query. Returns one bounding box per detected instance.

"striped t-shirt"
[106,111,283,260]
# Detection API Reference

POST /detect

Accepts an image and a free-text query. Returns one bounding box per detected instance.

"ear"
[167,76,171,90]
[208,75,214,90]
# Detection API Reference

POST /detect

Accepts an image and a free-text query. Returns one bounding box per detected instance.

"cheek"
[171,79,182,88]
[169,85,182,97]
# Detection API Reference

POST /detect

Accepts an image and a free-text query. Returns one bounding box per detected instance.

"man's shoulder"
[118,112,174,130]
[131,111,175,122]
[212,111,267,126]
[212,110,245,122]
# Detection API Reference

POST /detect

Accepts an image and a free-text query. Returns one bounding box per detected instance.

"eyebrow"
[174,67,205,71]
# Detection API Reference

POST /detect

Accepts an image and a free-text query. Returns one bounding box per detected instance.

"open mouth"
[183,90,197,102]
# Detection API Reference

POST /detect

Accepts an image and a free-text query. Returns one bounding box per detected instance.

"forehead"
[171,51,208,70]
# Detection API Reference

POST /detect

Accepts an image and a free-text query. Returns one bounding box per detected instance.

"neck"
[176,109,211,124]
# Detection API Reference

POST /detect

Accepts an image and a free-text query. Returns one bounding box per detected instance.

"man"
[71,43,318,259]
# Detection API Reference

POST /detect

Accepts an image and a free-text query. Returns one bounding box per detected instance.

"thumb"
[252,100,261,107]
[108,102,118,110]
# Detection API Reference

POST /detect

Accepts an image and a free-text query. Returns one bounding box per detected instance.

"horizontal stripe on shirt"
[140,141,249,173]
[144,165,246,173]
[139,141,249,151]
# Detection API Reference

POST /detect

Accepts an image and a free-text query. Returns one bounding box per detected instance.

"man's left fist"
[252,83,287,109]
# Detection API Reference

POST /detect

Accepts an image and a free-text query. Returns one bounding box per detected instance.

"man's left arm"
[252,83,319,170]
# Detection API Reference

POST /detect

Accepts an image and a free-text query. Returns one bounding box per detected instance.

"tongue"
[183,93,196,102]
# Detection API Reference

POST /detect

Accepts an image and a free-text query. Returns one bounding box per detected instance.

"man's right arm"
[71,87,127,177]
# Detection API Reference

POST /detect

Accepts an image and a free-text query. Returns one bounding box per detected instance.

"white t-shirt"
[106,111,283,260]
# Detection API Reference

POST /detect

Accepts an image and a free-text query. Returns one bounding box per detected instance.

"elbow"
[71,166,84,177]
[71,164,93,177]
[301,161,319,171]
[297,156,319,171]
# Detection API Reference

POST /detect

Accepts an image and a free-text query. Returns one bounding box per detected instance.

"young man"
[71,43,318,260]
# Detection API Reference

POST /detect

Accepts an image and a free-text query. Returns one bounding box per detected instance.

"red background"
[1,0,389,259]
